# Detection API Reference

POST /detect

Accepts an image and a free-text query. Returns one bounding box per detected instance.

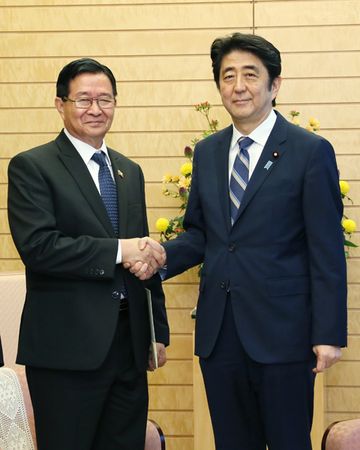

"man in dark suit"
[0,337,3,367]
[130,33,347,449]
[7,58,168,450]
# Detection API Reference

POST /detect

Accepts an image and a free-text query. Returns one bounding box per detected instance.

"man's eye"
[77,98,91,105]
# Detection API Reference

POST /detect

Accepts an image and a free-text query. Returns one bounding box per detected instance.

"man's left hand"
[312,345,342,373]
[148,343,167,371]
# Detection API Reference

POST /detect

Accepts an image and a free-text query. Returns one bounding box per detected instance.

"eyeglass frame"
[62,96,117,109]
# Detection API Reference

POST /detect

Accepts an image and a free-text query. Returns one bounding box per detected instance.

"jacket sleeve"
[138,166,169,346]
[163,144,206,279]
[303,138,347,347]
[7,152,118,280]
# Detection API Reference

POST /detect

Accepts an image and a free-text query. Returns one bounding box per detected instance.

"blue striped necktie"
[229,137,253,225]
[91,151,119,235]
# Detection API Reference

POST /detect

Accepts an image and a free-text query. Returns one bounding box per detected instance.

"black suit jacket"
[164,112,347,363]
[8,130,169,371]
[0,337,3,367]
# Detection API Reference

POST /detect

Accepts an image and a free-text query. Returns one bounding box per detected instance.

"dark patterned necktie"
[229,137,253,225]
[91,151,119,235]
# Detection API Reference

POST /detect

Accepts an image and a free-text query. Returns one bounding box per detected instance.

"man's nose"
[88,100,102,114]
[234,75,246,92]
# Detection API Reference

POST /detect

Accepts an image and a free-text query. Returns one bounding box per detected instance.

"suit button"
[228,244,236,252]
[112,290,120,300]
[220,282,226,289]
[99,269,105,276]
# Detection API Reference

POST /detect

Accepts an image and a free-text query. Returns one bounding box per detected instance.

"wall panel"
[261,26,360,52]
[0,29,255,57]
[2,0,248,5]
[256,1,360,26]
[1,1,360,448]
[165,335,193,359]
[1,132,198,158]
[1,3,252,31]
[282,52,360,78]
[0,55,212,82]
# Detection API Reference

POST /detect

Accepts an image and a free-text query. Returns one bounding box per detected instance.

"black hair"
[56,58,117,98]
[211,32,281,98]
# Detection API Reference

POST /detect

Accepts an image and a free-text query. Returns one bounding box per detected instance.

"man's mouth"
[233,98,251,104]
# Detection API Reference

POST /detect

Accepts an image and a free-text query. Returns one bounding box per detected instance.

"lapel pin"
[272,151,279,158]
[264,161,273,170]
[117,169,124,178]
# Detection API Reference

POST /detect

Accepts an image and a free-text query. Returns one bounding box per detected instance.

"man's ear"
[55,97,65,119]
[271,76,282,100]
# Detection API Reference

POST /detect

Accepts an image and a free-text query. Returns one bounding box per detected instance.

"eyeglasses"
[63,96,116,109]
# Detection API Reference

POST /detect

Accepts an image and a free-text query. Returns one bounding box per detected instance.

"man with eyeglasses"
[7,58,169,450]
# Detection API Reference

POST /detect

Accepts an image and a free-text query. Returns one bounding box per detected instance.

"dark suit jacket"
[7,130,169,371]
[0,337,3,367]
[164,111,347,364]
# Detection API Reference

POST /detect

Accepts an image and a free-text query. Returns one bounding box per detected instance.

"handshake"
[122,237,166,280]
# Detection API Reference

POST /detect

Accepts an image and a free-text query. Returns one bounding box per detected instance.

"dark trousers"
[26,311,148,450]
[200,298,315,450]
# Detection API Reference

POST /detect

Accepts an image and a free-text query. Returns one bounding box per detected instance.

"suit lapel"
[56,131,116,236]
[234,112,289,223]
[214,126,234,233]
[108,150,128,237]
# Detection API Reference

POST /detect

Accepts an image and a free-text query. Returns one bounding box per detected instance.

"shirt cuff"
[159,266,167,280]
[116,239,122,264]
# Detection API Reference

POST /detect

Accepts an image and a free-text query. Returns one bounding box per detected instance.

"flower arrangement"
[155,102,218,240]
[289,111,357,256]
[339,180,358,256]
[156,104,357,256]
[289,110,320,132]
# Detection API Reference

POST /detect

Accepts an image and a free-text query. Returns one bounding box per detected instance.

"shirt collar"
[230,109,277,149]
[64,128,110,165]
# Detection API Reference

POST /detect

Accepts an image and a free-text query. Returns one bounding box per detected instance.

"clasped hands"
[122,237,166,280]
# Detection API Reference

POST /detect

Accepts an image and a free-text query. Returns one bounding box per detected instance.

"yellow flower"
[309,117,320,130]
[292,117,300,126]
[162,188,171,196]
[156,218,169,232]
[178,176,191,189]
[180,162,192,176]
[339,180,350,195]
[162,173,172,183]
[342,218,357,234]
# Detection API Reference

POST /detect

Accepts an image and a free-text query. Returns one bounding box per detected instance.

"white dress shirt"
[64,129,122,263]
[228,109,277,182]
